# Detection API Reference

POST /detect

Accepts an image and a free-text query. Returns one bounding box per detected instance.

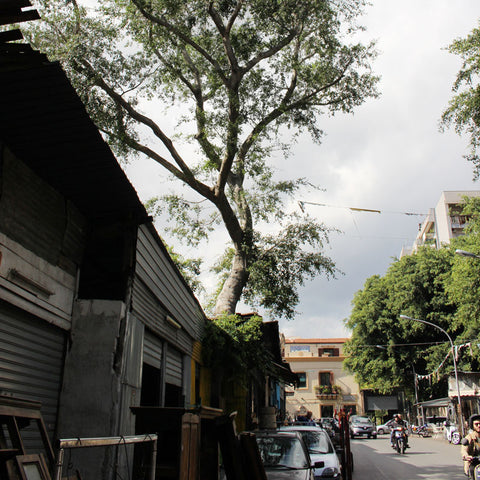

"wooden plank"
[180,413,200,480]
[0,0,34,9]
[215,414,246,480]
[0,9,40,26]
[239,433,267,480]
[0,28,23,42]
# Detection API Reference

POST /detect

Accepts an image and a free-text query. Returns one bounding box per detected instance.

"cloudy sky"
[125,1,480,340]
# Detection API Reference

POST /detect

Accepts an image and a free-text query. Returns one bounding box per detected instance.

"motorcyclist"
[461,414,480,477]
[390,414,409,448]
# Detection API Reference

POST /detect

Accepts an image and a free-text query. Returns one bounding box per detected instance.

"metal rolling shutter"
[143,329,163,367]
[165,347,183,387]
[0,300,66,448]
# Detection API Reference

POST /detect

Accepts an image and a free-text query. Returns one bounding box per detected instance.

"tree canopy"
[24,0,378,318]
[345,196,480,399]
[441,21,480,178]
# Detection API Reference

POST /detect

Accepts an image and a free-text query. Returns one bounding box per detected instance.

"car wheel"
[372,434,377,439]
[378,428,384,435]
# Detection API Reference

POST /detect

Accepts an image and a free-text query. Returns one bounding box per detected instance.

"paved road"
[350,433,465,479]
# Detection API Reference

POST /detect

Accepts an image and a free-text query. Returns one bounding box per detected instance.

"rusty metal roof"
[0,44,149,224]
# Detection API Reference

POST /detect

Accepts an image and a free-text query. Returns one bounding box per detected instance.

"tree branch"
[75,57,196,178]
[208,3,240,75]
[131,0,229,86]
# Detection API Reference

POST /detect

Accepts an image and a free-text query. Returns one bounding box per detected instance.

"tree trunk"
[214,247,249,316]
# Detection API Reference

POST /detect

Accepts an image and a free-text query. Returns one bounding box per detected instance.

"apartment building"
[401,191,480,257]
[282,338,361,420]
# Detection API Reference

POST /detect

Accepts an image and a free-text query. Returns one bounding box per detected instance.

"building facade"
[283,338,361,420]
[0,18,210,478]
[400,191,480,257]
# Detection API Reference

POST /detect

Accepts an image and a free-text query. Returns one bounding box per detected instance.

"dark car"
[255,430,325,479]
[349,416,377,439]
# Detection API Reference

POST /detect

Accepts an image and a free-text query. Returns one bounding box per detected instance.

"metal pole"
[53,448,64,480]
[149,438,157,480]
[400,315,464,436]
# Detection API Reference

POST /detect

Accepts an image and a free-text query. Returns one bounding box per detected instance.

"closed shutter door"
[143,330,163,368]
[165,347,183,387]
[0,300,66,449]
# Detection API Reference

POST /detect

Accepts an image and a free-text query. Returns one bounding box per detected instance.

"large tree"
[344,247,458,398]
[25,0,378,317]
[441,21,480,178]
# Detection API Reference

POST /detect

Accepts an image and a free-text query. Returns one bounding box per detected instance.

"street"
[350,433,465,480]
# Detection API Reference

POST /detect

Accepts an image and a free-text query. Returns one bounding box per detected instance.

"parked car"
[349,416,377,439]
[376,420,394,434]
[279,425,342,479]
[376,419,410,435]
[254,430,324,480]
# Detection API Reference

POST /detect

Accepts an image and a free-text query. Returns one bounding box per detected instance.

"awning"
[415,397,451,408]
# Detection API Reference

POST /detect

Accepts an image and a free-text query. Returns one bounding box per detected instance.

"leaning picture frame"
[16,454,51,480]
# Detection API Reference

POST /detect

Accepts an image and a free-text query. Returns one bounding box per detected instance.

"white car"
[376,420,394,434]
[279,425,342,479]
[376,419,410,435]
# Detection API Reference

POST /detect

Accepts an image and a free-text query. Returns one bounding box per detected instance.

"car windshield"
[354,417,371,424]
[256,436,309,469]
[298,431,333,454]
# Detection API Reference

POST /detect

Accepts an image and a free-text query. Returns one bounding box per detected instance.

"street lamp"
[455,249,480,259]
[399,314,464,436]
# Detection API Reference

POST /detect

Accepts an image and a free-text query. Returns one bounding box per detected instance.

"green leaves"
[202,314,273,384]
[441,22,480,178]
[346,197,480,397]
[345,248,456,395]
[25,0,378,316]
[242,217,337,319]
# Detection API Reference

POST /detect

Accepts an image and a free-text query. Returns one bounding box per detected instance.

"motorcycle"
[392,426,408,454]
[411,424,430,437]
[445,423,461,445]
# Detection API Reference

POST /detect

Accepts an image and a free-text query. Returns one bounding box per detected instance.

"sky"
[124,1,480,340]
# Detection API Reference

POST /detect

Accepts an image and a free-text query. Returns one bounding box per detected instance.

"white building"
[401,191,480,257]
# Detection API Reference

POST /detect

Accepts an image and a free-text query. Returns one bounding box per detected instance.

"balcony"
[314,385,341,400]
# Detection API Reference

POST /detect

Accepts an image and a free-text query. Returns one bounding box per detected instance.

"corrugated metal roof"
[0,44,148,224]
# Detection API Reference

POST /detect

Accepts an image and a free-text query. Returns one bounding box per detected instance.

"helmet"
[469,414,480,429]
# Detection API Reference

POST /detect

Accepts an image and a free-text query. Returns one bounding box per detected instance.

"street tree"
[344,247,457,398]
[441,21,480,178]
[24,0,378,318]
[449,196,480,370]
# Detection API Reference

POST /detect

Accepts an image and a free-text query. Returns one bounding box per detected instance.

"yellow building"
[283,338,362,420]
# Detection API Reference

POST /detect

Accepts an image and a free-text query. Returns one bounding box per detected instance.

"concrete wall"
[57,299,137,480]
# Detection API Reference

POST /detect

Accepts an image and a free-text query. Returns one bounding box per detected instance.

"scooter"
[445,423,461,445]
[392,426,408,454]
[465,455,480,479]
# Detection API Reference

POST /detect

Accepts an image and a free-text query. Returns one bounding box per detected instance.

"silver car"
[279,426,342,479]
[349,416,377,439]
[255,430,323,480]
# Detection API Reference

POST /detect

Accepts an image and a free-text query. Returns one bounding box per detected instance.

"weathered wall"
[56,299,134,480]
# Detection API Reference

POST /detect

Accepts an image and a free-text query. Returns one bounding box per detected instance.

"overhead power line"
[298,200,426,217]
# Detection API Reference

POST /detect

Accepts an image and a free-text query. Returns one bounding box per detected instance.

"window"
[321,405,334,418]
[319,372,333,386]
[318,348,339,357]
[297,372,307,389]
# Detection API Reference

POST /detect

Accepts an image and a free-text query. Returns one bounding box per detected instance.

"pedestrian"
[461,414,480,477]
